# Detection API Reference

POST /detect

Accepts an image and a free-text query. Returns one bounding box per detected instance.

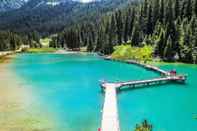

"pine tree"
[124,10,130,42]
[143,0,148,17]
[10,33,16,50]
[95,29,103,52]
[152,0,160,25]
[147,4,153,35]
[110,15,117,44]
[164,36,174,61]
[186,0,193,20]
[179,23,193,63]
[131,21,142,46]
[87,38,94,52]
[159,0,165,23]
[155,28,166,58]
[128,8,136,38]
[181,1,186,19]
[115,10,123,44]
[165,0,174,24]
[195,0,197,16]
[174,0,180,19]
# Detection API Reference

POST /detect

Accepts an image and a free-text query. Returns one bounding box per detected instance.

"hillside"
[0,0,139,36]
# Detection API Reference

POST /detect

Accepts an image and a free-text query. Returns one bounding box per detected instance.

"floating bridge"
[100,57,187,131]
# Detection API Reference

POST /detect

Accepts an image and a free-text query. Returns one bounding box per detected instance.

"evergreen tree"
[95,29,103,52]
[159,0,165,23]
[147,5,153,35]
[10,33,16,50]
[131,21,142,46]
[87,38,94,52]
[195,0,197,16]
[155,28,166,58]
[110,15,117,44]
[128,8,136,38]
[143,0,149,17]
[124,10,130,42]
[185,0,193,20]
[174,0,180,19]
[152,0,160,25]
[115,10,123,44]
[164,36,174,61]
[165,0,174,24]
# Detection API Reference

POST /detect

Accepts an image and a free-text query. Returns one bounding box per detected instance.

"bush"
[111,44,153,62]
[135,120,152,131]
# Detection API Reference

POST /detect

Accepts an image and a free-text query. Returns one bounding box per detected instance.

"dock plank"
[101,85,120,131]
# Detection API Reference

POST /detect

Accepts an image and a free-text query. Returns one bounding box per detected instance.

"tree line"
[51,0,197,64]
[0,31,41,51]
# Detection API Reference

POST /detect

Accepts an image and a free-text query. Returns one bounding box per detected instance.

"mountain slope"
[0,0,29,12]
[0,0,140,36]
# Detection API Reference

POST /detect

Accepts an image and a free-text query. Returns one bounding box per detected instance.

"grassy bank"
[25,48,57,53]
[111,45,153,62]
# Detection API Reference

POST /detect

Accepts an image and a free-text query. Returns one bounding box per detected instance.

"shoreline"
[99,54,197,66]
[54,49,89,54]
[0,56,56,131]
[2,48,195,66]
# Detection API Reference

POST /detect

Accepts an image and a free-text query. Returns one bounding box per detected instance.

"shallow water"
[10,53,197,131]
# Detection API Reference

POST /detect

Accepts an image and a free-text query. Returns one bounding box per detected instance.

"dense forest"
[50,0,197,63]
[0,31,41,51]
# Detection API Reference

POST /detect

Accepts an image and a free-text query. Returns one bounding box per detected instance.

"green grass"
[111,44,153,62]
[26,48,57,53]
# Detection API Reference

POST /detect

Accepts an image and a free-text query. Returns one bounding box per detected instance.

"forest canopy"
[50,0,197,64]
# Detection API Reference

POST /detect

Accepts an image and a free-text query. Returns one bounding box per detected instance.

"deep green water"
[11,53,197,131]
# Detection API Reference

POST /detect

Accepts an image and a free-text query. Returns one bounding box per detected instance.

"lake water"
[10,53,197,131]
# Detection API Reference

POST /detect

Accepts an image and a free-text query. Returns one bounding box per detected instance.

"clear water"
[11,53,197,131]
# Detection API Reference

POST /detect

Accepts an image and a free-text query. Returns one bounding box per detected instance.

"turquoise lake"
[11,53,197,131]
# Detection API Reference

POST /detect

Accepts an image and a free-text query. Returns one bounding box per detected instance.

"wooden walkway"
[103,57,170,76]
[101,76,186,90]
[98,55,188,131]
[100,56,187,131]
[100,75,186,131]
[101,85,120,131]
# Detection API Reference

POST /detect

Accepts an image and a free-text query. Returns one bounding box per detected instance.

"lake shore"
[0,56,56,131]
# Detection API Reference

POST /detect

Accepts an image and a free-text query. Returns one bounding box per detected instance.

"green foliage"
[40,38,51,47]
[135,120,152,131]
[25,48,57,53]
[111,44,153,62]
[0,31,23,51]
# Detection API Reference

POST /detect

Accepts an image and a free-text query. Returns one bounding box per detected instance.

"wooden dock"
[101,75,186,90]
[101,84,120,131]
[100,55,187,131]
[100,75,186,131]
[103,57,170,76]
